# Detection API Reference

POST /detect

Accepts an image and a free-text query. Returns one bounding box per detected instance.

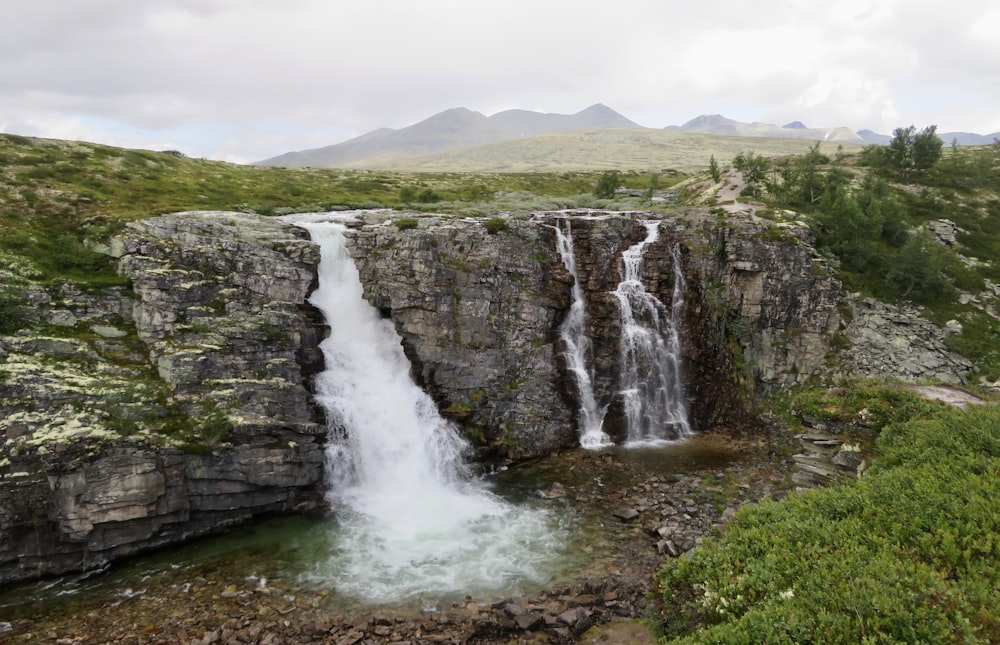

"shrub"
[394,217,418,231]
[484,216,508,234]
[416,187,441,203]
[593,170,622,199]
[654,404,1000,644]
[0,288,30,334]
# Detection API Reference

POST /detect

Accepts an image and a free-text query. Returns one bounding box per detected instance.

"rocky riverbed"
[0,433,792,644]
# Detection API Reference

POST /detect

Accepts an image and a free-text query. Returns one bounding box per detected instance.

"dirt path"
[907,384,987,408]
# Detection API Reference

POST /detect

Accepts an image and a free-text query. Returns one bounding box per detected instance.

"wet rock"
[514,612,545,630]
[613,507,640,522]
[539,481,568,498]
[503,602,526,617]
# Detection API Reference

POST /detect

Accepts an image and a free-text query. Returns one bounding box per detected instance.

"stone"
[91,325,128,338]
[844,297,972,384]
[514,612,544,630]
[613,507,640,522]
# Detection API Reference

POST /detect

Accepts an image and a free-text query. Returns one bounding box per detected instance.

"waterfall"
[613,221,692,444]
[298,219,560,603]
[554,220,611,448]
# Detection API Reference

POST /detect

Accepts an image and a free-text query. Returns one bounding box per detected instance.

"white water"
[554,220,612,448]
[298,220,562,604]
[613,221,692,445]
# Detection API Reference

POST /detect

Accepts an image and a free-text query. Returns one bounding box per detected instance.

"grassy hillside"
[363,128,863,172]
[0,133,633,286]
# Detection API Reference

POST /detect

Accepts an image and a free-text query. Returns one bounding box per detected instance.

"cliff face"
[0,212,326,584]
[347,211,841,448]
[0,208,843,584]
[347,214,575,458]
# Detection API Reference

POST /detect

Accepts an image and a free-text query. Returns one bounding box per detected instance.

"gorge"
[0,207,847,588]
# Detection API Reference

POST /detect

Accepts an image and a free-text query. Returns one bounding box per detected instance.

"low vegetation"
[654,402,1000,644]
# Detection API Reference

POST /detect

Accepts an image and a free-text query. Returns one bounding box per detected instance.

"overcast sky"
[2,0,998,164]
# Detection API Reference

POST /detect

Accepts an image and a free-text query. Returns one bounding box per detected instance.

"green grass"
[0,134,687,288]
[654,403,1000,644]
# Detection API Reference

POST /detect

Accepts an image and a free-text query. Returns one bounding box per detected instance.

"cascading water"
[554,220,611,448]
[298,219,562,604]
[613,221,692,445]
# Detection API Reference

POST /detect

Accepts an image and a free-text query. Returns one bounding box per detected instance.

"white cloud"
[1,0,997,161]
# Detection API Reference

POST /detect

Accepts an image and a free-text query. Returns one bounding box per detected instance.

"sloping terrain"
[256,103,640,168]
[668,114,865,144]
[361,128,862,172]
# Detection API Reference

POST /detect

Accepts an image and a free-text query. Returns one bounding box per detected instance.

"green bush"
[399,186,417,202]
[394,217,418,230]
[416,187,441,203]
[0,288,30,334]
[593,170,622,198]
[484,216,508,234]
[655,404,1000,644]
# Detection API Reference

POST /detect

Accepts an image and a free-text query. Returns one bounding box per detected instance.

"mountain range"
[257,103,639,168]
[256,105,999,170]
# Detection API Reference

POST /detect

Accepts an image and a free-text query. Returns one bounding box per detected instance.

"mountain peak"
[783,120,808,129]
[257,104,640,168]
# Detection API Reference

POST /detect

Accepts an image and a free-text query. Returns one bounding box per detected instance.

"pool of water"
[0,438,741,624]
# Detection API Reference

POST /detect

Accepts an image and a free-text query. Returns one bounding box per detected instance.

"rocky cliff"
[0,212,326,584]
[345,209,842,449]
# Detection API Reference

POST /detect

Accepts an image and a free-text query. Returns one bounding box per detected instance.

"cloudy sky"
[2,0,998,164]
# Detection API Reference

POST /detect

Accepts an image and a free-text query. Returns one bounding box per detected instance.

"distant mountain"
[667,114,865,144]
[256,103,641,168]
[857,129,893,145]
[937,131,1000,146]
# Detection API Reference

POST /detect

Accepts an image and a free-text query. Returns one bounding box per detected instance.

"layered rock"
[346,213,575,458]
[346,209,843,445]
[0,212,326,584]
[0,206,889,584]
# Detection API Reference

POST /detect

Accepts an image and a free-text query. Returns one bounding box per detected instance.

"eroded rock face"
[347,214,575,458]
[0,212,327,584]
[346,209,843,447]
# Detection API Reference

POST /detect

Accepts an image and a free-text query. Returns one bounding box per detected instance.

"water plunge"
[555,217,692,448]
[298,220,564,604]
[613,221,691,445]
[554,220,611,449]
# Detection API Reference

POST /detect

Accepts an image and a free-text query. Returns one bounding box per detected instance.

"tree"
[732,151,769,198]
[593,170,622,199]
[886,229,956,302]
[771,142,830,207]
[886,125,942,179]
[913,125,943,171]
[708,155,721,182]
